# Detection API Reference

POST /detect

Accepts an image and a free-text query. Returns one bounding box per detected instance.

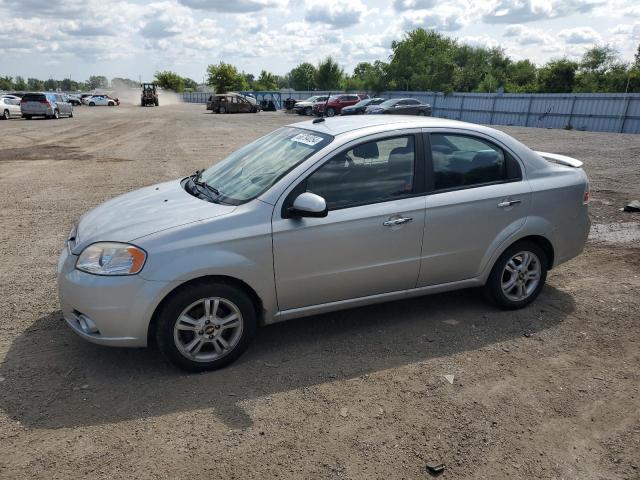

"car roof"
[289,115,479,136]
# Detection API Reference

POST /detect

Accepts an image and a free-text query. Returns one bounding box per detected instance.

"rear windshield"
[22,94,45,102]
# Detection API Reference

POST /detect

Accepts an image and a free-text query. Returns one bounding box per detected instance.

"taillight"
[583,187,590,205]
[39,99,49,104]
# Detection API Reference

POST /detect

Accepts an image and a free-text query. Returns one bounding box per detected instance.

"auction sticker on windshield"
[291,133,324,146]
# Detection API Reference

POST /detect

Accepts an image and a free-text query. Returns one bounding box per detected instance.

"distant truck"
[141,83,159,107]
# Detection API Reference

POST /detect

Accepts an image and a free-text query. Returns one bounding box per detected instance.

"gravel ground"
[0,103,638,479]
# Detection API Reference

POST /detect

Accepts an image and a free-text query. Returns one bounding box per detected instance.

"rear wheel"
[23,115,32,120]
[326,107,335,117]
[69,110,74,118]
[108,101,114,106]
[484,241,547,310]
[53,110,60,119]
[89,102,95,107]
[155,281,257,372]
[219,106,226,114]
[417,111,426,116]
[2,109,8,120]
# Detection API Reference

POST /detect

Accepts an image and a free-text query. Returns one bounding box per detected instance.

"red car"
[312,93,368,117]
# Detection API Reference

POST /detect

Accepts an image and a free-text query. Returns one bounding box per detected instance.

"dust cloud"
[109,88,184,106]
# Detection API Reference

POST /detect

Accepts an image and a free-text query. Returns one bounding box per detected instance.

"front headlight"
[76,242,147,275]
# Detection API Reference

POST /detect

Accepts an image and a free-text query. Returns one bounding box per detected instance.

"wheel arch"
[147,274,265,344]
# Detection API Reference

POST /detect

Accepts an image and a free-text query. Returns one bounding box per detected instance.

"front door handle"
[383,217,413,226]
[497,199,521,208]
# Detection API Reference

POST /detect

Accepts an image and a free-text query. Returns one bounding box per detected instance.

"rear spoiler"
[536,151,583,168]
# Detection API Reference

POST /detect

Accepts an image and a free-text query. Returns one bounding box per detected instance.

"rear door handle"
[383,217,413,226]
[497,199,521,208]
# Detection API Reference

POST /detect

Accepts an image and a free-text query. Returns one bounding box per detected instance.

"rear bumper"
[549,208,591,267]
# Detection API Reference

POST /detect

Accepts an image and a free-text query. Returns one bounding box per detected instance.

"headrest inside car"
[353,142,379,159]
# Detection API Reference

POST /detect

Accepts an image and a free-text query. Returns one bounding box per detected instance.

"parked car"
[313,93,368,117]
[57,116,590,371]
[293,95,329,116]
[20,92,73,119]
[84,95,119,106]
[340,97,385,115]
[66,94,82,106]
[206,93,258,113]
[366,98,432,116]
[0,96,21,119]
[1,94,22,101]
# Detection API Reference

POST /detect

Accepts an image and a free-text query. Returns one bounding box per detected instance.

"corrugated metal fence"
[183,90,640,134]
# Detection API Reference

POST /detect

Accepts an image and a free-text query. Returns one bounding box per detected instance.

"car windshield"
[353,99,372,108]
[199,127,333,205]
[379,99,399,107]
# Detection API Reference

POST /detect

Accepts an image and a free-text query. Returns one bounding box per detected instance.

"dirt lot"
[0,103,638,479]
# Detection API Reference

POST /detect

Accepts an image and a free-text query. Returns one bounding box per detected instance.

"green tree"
[154,71,186,92]
[206,62,249,93]
[352,61,389,93]
[316,57,343,90]
[87,75,108,90]
[27,78,44,90]
[253,70,278,90]
[505,60,537,92]
[13,76,27,90]
[387,29,457,92]
[289,62,317,90]
[537,59,578,93]
[0,76,12,90]
[183,77,198,91]
[44,78,59,91]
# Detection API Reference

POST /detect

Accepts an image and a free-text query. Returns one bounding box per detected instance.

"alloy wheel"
[501,251,541,302]
[173,297,244,362]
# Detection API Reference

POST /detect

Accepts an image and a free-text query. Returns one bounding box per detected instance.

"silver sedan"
[57,116,590,371]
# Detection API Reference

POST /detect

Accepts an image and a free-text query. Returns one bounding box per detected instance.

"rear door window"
[429,133,521,190]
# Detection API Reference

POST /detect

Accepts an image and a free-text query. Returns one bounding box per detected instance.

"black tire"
[304,106,312,116]
[484,240,548,310]
[108,102,114,106]
[89,102,95,107]
[155,100,159,106]
[219,106,226,114]
[417,111,426,116]
[326,107,335,117]
[155,281,257,372]
[2,109,8,120]
[53,110,59,119]
[69,110,74,118]
[23,115,32,120]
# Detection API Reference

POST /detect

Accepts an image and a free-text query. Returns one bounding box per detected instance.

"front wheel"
[304,106,312,116]
[89,102,95,107]
[2,109,8,120]
[53,110,60,119]
[219,106,226,114]
[155,281,257,372]
[325,107,335,117]
[69,110,74,118]
[108,102,114,106]
[484,241,548,310]
[417,111,426,116]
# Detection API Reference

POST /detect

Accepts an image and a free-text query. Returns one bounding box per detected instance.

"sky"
[0,0,639,82]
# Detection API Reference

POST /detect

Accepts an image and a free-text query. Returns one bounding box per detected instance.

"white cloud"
[483,0,603,23]
[177,0,286,12]
[558,26,602,44]
[503,24,556,45]
[402,9,466,31]
[304,0,367,28]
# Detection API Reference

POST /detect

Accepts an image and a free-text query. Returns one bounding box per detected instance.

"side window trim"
[423,131,523,194]
[281,132,426,217]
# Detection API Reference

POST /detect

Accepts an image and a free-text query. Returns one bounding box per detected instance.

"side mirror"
[288,192,328,218]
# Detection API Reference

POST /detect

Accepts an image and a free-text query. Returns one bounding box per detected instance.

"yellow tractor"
[141,83,159,107]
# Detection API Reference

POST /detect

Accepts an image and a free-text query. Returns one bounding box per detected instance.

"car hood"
[73,180,236,252]
[295,101,314,107]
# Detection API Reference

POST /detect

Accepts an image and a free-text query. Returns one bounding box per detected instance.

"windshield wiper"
[188,170,221,202]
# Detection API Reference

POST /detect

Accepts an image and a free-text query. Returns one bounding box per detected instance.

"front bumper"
[57,245,170,347]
